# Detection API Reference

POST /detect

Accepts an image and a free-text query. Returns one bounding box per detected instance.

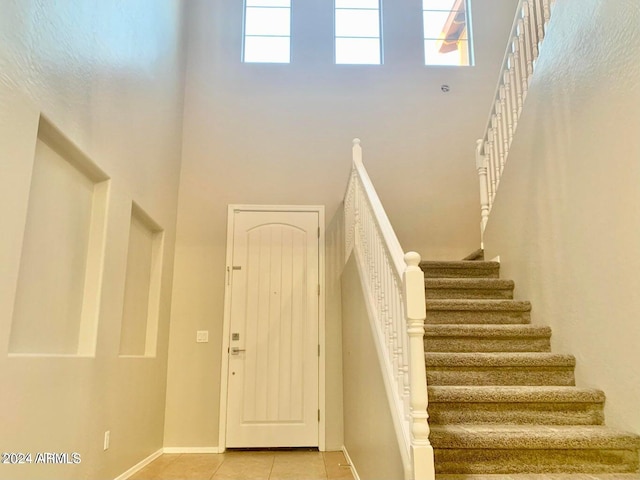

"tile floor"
[129,450,355,480]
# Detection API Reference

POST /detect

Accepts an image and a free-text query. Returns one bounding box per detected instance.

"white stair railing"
[477,0,555,243]
[344,139,435,480]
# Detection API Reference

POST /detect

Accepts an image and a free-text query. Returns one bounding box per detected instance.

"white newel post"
[404,252,435,480]
[476,139,490,245]
[352,137,362,167]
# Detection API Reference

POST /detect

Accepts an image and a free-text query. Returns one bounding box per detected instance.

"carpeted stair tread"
[429,424,640,450]
[425,352,575,367]
[427,386,605,404]
[426,299,532,324]
[426,278,515,299]
[425,353,577,386]
[427,386,605,425]
[421,261,501,278]
[425,325,552,352]
[436,474,640,479]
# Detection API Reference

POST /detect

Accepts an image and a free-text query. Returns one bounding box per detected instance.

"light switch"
[196,330,209,343]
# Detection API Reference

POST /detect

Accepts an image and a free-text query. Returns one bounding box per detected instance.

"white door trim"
[219,204,325,451]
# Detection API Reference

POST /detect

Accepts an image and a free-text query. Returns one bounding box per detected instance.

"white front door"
[226,209,319,447]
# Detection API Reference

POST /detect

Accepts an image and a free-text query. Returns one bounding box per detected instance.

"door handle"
[230,347,246,355]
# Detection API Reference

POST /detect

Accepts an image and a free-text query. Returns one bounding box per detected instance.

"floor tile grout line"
[321,451,329,480]
[267,453,276,480]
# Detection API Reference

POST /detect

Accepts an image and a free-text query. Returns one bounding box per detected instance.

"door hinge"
[317,227,320,239]
[317,284,320,296]
[318,344,320,357]
[318,409,320,422]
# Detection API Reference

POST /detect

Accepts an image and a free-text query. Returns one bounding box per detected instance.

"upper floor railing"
[476,0,556,242]
[345,139,435,480]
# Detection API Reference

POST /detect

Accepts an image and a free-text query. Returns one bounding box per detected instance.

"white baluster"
[491,116,500,185]
[404,252,435,480]
[535,0,545,45]
[380,252,389,366]
[364,202,372,290]
[353,181,360,251]
[526,0,539,62]
[507,53,518,130]
[388,269,400,393]
[401,293,411,420]
[522,2,534,78]
[394,275,410,417]
[486,139,495,206]
[536,0,544,56]
[543,0,551,29]
[360,193,368,274]
[512,38,524,115]
[517,19,529,100]
[388,259,402,396]
[503,72,514,144]
[476,139,490,242]
[495,100,505,172]
[499,87,509,169]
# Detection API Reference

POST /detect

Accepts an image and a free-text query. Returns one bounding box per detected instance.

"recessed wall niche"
[118,203,164,357]
[9,116,110,356]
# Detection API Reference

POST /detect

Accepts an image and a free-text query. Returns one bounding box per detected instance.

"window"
[335,0,382,65]
[423,0,472,66]
[243,0,291,63]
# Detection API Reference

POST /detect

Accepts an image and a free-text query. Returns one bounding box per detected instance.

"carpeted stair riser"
[426,278,515,299]
[425,325,551,352]
[421,261,501,279]
[430,425,640,474]
[426,299,531,325]
[427,386,605,426]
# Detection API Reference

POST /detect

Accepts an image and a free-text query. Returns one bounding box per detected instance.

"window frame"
[242,0,292,64]
[422,0,474,67]
[334,0,383,65]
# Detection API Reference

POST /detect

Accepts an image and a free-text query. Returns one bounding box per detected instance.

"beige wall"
[324,208,346,449]
[0,1,185,478]
[164,0,519,449]
[341,254,406,480]
[484,0,640,435]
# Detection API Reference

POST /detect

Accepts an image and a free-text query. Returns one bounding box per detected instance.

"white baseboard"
[341,446,360,480]
[114,448,163,480]
[163,447,223,454]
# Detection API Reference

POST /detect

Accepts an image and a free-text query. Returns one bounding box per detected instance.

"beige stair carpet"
[421,260,640,476]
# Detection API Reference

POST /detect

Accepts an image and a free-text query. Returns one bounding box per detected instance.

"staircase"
[421,259,640,479]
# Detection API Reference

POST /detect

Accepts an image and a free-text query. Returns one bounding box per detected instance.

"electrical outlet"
[196,330,209,343]
[104,431,110,451]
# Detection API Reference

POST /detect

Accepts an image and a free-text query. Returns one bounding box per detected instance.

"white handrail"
[477,0,555,244]
[345,139,435,480]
